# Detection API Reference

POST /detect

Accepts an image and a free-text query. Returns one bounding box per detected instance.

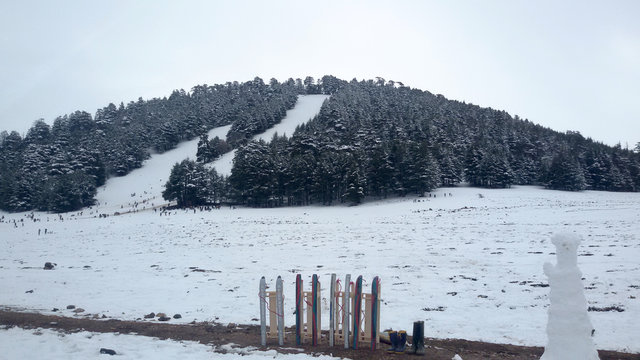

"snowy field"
[1,186,639,355]
[1,94,639,357]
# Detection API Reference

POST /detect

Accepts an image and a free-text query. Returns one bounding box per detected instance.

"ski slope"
[93,125,231,215]
[93,94,327,214]
[210,94,329,176]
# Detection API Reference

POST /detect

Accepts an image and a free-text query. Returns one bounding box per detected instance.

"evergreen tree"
[409,142,441,194]
[40,172,97,212]
[546,152,587,191]
[464,146,484,186]
[584,151,610,190]
[342,162,366,205]
[25,119,51,144]
[162,159,213,207]
[367,145,394,198]
[229,140,275,206]
[196,133,211,163]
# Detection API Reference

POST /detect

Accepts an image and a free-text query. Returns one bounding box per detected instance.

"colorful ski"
[259,276,267,346]
[329,273,336,347]
[343,274,351,349]
[276,276,284,346]
[296,274,303,345]
[352,275,363,349]
[371,276,380,350]
[312,274,319,345]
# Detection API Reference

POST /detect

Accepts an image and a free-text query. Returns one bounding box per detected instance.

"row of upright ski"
[260,273,381,349]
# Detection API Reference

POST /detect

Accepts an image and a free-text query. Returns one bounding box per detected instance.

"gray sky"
[1,0,638,147]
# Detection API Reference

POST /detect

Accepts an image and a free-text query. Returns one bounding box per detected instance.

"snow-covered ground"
[1,94,639,356]
[210,94,329,176]
[1,186,639,354]
[0,326,342,359]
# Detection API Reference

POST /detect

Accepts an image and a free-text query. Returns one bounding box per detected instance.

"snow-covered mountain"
[1,93,638,358]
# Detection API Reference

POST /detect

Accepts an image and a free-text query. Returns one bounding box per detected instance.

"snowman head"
[551,232,581,268]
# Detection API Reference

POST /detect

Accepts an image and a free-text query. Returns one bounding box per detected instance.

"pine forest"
[1,76,639,212]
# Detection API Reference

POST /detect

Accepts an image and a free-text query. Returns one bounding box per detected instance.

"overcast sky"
[1,0,638,147]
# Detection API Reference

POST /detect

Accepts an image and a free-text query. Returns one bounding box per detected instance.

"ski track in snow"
[1,94,639,354]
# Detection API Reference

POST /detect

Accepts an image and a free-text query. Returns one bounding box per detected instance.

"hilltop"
[1,76,638,214]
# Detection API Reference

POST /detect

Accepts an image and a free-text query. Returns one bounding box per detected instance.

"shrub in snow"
[540,233,599,360]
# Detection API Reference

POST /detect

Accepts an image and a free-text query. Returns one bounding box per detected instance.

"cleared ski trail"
[93,94,328,213]
[210,94,329,176]
[94,125,231,214]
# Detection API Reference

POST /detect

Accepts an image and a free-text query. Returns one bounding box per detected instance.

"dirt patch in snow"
[1,310,638,359]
